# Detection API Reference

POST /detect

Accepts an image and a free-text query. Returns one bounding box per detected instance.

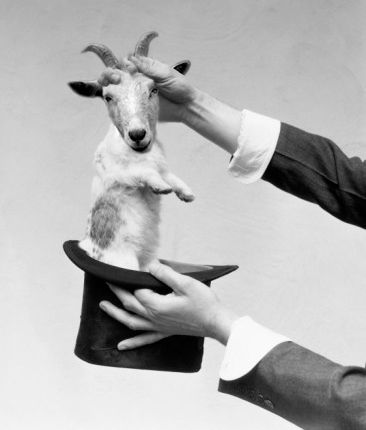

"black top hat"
[64,240,238,373]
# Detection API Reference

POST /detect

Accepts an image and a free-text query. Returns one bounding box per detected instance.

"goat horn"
[134,31,158,56]
[82,44,121,68]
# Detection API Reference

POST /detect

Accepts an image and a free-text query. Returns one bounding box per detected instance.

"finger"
[97,69,121,86]
[99,301,155,331]
[128,55,170,82]
[97,72,109,87]
[147,262,192,294]
[117,332,171,351]
[107,284,148,317]
[134,288,167,308]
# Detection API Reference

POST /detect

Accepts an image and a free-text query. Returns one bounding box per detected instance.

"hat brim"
[63,240,238,293]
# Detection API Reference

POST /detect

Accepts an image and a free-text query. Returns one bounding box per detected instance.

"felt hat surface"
[64,240,238,373]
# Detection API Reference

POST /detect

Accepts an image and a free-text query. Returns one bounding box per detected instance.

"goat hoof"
[177,192,195,202]
[151,186,173,195]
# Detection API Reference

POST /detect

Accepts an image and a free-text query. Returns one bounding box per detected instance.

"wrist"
[180,89,241,154]
[180,88,206,126]
[207,306,239,345]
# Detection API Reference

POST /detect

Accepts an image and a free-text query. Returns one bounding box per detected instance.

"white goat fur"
[76,66,194,271]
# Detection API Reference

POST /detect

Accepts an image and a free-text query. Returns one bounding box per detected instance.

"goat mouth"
[130,141,151,152]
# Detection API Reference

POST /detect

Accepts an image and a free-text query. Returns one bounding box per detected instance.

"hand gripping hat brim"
[63,240,238,373]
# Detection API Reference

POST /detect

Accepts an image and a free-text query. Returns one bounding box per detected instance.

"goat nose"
[128,129,146,142]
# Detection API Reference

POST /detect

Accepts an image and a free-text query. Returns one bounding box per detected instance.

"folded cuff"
[220,316,289,381]
[228,110,281,184]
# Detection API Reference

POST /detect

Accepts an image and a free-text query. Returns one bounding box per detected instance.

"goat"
[69,32,194,270]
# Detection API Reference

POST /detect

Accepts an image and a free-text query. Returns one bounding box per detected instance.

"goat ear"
[173,60,191,75]
[68,81,103,98]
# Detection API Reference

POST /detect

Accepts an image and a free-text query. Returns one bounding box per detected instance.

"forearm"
[182,89,242,154]
[219,341,366,429]
[263,123,366,229]
[200,102,366,227]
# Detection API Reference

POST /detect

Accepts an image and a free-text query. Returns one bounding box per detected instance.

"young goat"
[69,32,194,270]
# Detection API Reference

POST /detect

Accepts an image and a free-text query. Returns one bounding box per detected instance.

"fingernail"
[99,301,107,310]
[117,342,128,351]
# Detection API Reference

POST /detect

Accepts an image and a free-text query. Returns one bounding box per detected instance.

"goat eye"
[104,96,112,103]
[150,88,158,97]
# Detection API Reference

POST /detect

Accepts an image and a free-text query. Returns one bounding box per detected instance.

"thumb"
[148,262,192,295]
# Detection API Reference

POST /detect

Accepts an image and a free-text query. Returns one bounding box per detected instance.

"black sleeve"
[218,341,366,430]
[262,123,366,229]
[218,123,366,429]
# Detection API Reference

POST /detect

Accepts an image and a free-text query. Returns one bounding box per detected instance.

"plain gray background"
[1,0,365,429]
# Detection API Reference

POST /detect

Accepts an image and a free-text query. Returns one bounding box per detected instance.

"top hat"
[64,240,238,373]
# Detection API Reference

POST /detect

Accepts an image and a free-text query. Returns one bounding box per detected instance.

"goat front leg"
[142,170,173,195]
[163,173,195,202]
[102,169,172,195]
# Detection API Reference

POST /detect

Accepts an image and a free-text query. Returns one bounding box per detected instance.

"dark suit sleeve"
[219,124,366,428]
[262,123,366,229]
[218,341,366,430]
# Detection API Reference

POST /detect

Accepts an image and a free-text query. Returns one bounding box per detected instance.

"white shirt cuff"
[228,110,281,184]
[219,316,290,381]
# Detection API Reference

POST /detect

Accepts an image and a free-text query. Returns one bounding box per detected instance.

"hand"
[129,55,241,155]
[129,55,198,122]
[99,262,238,350]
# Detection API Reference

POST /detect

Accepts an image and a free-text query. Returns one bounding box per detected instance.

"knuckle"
[123,299,134,311]
[144,61,154,74]
[181,277,193,289]
[135,289,151,303]
[134,289,145,301]
[126,318,138,330]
